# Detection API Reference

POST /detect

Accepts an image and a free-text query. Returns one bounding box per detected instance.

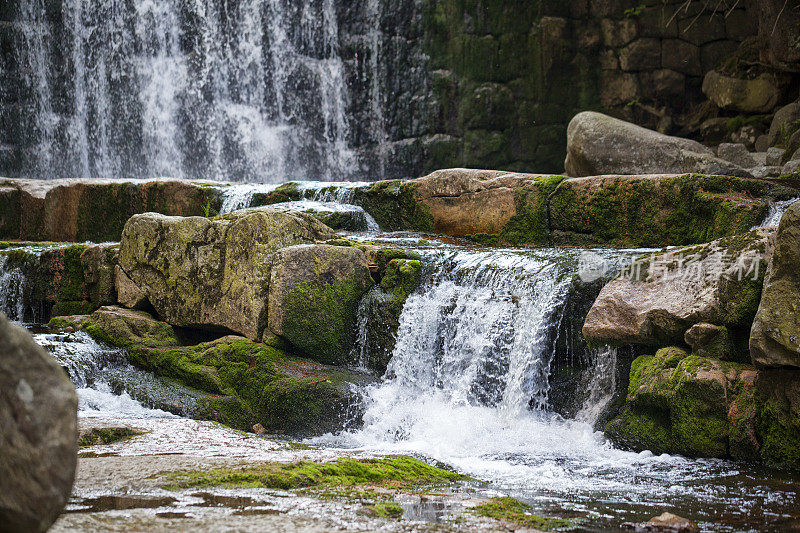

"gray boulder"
[717,143,757,169]
[702,71,781,113]
[583,228,774,345]
[767,101,800,147]
[565,111,752,178]
[0,312,78,532]
[118,207,335,341]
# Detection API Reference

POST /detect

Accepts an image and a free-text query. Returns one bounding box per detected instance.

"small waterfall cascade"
[37,330,181,419]
[758,198,799,228]
[575,346,619,426]
[0,255,27,322]
[218,180,380,231]
[353,246,582,420]
[11,0,363,182]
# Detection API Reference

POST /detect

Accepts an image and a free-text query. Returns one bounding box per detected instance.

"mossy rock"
[164,455,466,491]
[268,244,374,365]
[549,174,792,247]
[607,349,756,458]
[51,307,370,435]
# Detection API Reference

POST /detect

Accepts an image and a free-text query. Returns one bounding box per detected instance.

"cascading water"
[758,198,799,228]
[0,255,26,322]
[313,239,800,527]
[12,0,363,182]
[36,330,181,419]
[218,180,380,230]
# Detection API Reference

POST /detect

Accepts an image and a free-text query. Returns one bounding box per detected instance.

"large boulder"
[268,244,374,364]
[565,112,753,178]
[702,71,781,113]
[750,201,800,367]
[584,228,774,346]
[0,312,78,532]
[549,175,782,247]
[767,101,800,147]
[607,346,800,470]
[118,208,335,341]
[606,347,756,458]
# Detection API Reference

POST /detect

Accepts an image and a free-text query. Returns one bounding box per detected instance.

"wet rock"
[118,208,335,341]
[268,201,373,232]
[750,202,800,367]
[716,143,757,169]
[354,255,423,374]
[583,228,775,346]
[565,112,752,178]
[702,71,781,113]
[268,244,374,365]
[753,368,800,470]
[684,323,739,361]
[0,311,78,532]
[626,512,699,532]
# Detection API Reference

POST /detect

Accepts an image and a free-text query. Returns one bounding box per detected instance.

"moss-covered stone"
[472,497,571,531]
[118,208,335,341]
[163,456,466,491]
[607,349,755,458]
[550,174,786,247]
[352,180,434,233]
[78,427,141,447]
[51,307,369,435]
[268,244,374,365]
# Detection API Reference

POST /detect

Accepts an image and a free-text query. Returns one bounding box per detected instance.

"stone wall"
[343,0,767,176]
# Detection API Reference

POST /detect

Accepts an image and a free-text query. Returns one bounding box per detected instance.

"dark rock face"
[0,311,78,532]
[750,201,800,368]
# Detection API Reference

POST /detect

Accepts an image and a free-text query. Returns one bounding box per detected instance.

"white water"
[758,198,798,228]
[311,241,800,526]
[36,331,177,419]
[218,181,380,231]
[0,255,26,322]
[13,0,360,182]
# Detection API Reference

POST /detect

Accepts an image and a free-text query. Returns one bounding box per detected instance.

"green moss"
[70,309,359,434]
[79,427,141,447]
[51,300,96,317]
[353,180,434,232]
[472,497,571,530]
[549,174,782,247]
[281,278,367,365]
[495,175,565,245]
[164,456,466,491]
[370,502,404,518]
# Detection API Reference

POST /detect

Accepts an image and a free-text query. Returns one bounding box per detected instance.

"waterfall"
[0,255,27,322]
[11,0,362,182]
[37,330,181,419]
[575,346,619,426]
[758,198,799,228]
